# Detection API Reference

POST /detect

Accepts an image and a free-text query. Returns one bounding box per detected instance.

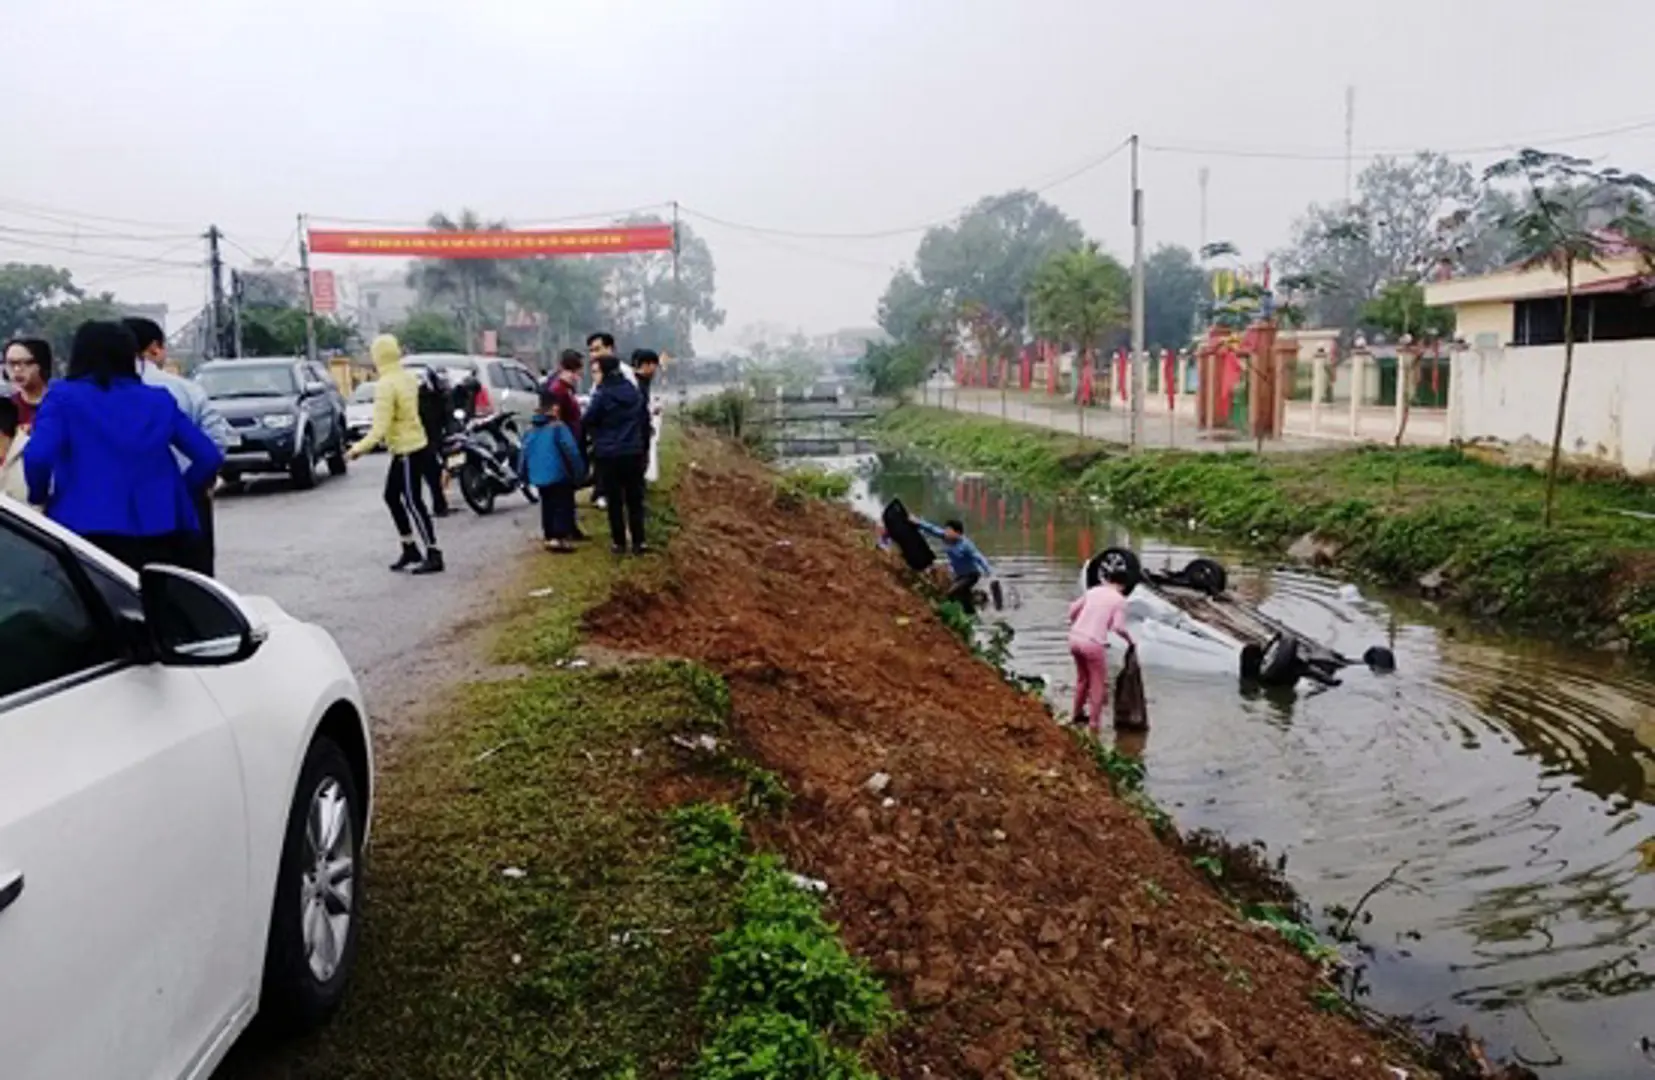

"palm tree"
[1483,150,1655,526]
[406,210,512,351]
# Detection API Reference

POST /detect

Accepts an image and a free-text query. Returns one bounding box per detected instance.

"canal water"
[832,451,1655,1080]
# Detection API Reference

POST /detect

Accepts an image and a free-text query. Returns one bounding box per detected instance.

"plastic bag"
[1113,645,1149,730]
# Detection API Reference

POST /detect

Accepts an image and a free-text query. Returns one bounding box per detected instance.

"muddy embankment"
[873,406,1655,658]
[585,434,1512,1080]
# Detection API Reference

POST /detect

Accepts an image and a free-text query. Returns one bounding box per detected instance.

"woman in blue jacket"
[518,392,586,552]
[24,320,224,572]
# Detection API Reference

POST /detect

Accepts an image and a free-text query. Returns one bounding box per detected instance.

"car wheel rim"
[301,777,355,983]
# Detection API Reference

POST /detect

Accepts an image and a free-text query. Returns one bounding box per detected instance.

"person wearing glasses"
[4,337,52,431]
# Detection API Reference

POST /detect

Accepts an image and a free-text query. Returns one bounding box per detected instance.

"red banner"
[307,225,675,259]
[310,269,337,313]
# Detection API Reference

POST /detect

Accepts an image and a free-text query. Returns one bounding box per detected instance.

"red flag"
[1019,347,1032,391]
[1164,349,1177,411]
[1046,342,1059,395]
[1080,357,1093,405]
[1430,341,1441,397]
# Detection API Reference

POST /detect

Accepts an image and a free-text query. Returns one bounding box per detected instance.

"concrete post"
[1394,345,1414,443]
[1349,338,1369,439]
[1310,347,1328,434]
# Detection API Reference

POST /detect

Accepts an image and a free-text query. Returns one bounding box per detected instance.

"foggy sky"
[4,0,1654,351]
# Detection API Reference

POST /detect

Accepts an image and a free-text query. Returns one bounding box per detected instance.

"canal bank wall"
[874,406,1655,658]
[584,431,1529,1080]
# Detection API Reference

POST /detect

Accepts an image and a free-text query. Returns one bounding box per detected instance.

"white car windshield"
[350,382,377,403]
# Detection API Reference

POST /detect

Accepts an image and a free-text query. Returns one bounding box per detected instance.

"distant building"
[343,270,418,339]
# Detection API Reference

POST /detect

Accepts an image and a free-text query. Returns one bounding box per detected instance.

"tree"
[406,210,512,350]
[1278,153,1515,332]
[240,307,356,357]
[1029,243,1129,360]
[0,263,80,337]
[605,214,724,356]
[858,340,931,399]
[390,311,466,353]
[1359,280,1455,342]
[1484,148,1655,527]
[513,258,607,350]
[1144,245,1206,351]
[883,190,1084,367]
[38,294,123,358]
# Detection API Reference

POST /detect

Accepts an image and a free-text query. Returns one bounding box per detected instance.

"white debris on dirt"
[527,587,555,598]
[501,866,527,880]
[786,872,830,894]
[511,953,522,966]
[864,771,892,795]
[670,733,721,753]
[567,658,591,670]
[881,797,897,809]
[631,747,644,760]
[473,738,521,763]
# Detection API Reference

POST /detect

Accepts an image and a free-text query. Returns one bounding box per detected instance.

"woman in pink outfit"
[1068,571,1136,733]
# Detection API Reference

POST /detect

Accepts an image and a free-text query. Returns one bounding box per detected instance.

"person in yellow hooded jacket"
[347,334,444,573]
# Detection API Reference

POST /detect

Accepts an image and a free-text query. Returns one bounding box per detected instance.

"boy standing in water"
[914,516,993,614]
[1068,568,1136,733]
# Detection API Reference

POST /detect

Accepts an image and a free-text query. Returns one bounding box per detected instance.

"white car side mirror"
[139,565,266,666]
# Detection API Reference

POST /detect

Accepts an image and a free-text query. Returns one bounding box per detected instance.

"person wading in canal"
[347,334,444,575]
[1068,567,1137,734]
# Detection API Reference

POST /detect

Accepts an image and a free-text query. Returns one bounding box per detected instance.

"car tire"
[221,473,245,495]
[259,736,365,1034]
[1088,547,1143,593]
[326,429,349,477]
[1259,633,1301,686]
[290,436,318,490]
[1183,557,1229,596]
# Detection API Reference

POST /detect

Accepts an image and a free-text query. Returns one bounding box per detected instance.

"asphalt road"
[212,456,544,737]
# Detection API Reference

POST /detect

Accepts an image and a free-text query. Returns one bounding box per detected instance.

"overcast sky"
[4,0,1654,351]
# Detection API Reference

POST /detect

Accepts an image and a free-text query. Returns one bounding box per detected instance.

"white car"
[345,379,379,444]
[0,499,373,1080]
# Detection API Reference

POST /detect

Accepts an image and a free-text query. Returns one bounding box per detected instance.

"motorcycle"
[445,411,537,515]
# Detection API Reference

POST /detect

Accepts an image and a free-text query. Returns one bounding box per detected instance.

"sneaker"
[631,543,650,557]
[411,548,446,575]
[610,544,627,556]
[390,544,422,571]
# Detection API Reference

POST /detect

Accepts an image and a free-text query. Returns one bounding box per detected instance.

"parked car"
[196,358,349,489]
[401,353,542,428]
[0,498,373,1080]
[344,380,378,445]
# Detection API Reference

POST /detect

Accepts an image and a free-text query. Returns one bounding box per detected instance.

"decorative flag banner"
[310,269,337,313]
[1046,342,1059,395]
[1116,349,1128,402]
[307,224,675,259]
[1163,349,1177,411]
[1079,356,1093,406]
[1019,347,1032,391]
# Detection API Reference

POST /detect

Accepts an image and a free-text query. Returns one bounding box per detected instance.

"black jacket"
[582,374,647,460]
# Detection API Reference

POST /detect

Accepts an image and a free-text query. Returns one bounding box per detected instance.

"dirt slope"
[588,440,1418,1080]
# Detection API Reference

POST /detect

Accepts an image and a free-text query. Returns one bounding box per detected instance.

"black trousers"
[598,454,646,549]
[87,532,195,574]
[538,483,577,540]
[946,571,982,615]
[419,437,448,512]
[189,488,215,576]
[385,449,438,551]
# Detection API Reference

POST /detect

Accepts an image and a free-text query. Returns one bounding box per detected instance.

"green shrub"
[693,1011,876,1080]
[669,804,745,875]
[775,468,853,507]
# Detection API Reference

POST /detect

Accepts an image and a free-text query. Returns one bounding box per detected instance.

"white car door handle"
[0,871,22,915]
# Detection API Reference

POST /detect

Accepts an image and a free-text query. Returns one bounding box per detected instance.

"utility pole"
[206,225,226,360]
[1198,167,1210,253]
[298,214,319,365]
[1129,135,1146,450]
[1344,85,1356,204]
[230,271,245,358]
[671,200,685,360]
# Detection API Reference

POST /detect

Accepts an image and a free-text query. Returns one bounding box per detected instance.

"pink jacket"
[1069,583,1133,646]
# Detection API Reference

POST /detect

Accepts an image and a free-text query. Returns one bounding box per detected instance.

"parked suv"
[196,359,349,489]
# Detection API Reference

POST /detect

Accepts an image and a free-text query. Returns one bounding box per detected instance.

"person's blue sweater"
[581,374,647,460]
[917,519,993,580]
[518,414,584,488]
[23,376,223,538]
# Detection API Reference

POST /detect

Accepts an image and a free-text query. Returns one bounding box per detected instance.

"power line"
[1144,116,1655,163]
[0,197,196,233]
[0,232,203,267]
[0,220,199,243]
[683,138,1134,243]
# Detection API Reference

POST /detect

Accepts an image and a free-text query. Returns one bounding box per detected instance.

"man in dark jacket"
[415,366,452,515]
[581,353,648,554]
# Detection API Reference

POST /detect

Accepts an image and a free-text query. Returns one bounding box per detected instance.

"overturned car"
[1081,548,1396,689]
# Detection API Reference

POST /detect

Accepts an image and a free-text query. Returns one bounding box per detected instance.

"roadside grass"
[876,406,1655,648]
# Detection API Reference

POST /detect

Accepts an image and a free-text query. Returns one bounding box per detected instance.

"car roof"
[198,357,302,370]
[402,353,487,369]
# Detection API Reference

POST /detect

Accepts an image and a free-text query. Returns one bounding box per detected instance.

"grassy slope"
[875,406,1655,650]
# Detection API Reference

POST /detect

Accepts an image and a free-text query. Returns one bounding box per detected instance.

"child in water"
[1068,568,1136,733]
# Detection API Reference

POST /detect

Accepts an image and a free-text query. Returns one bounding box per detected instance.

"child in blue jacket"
[519,392,586,552]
